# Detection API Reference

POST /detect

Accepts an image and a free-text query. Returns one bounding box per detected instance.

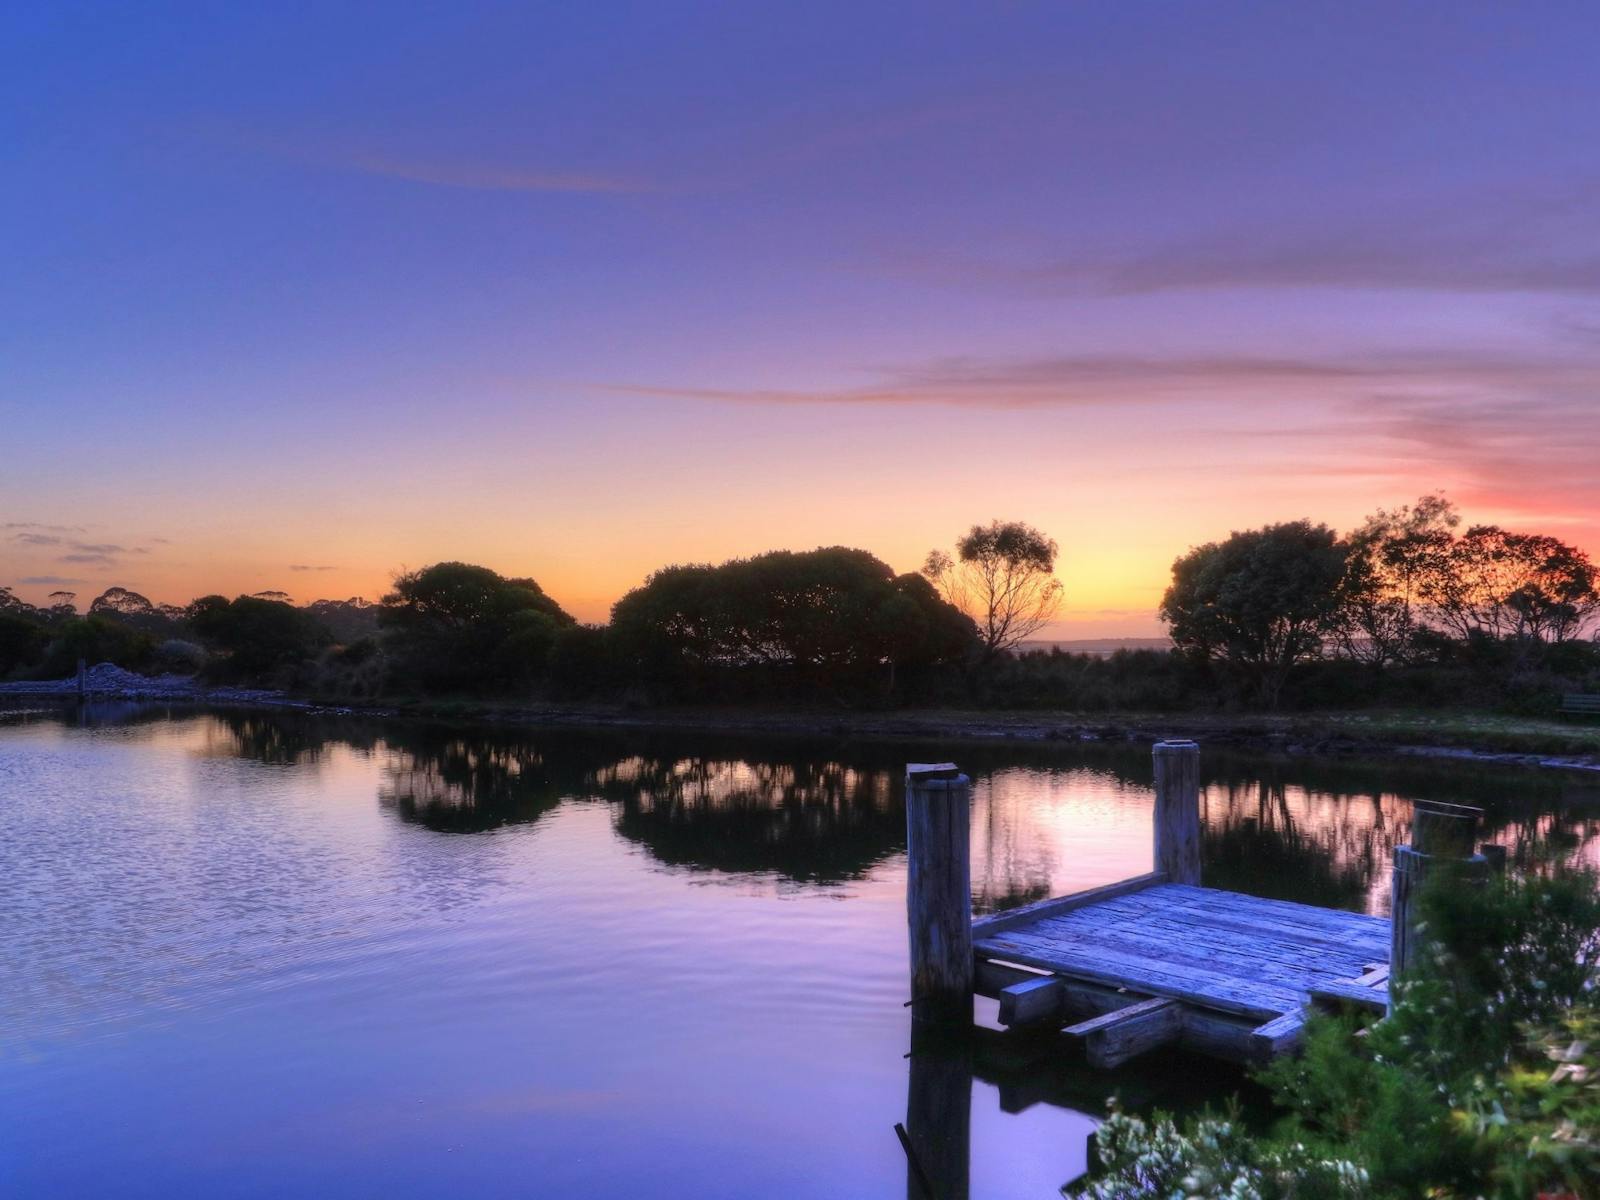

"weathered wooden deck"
[970,871,1390,1067]
[901,748,1489,1075]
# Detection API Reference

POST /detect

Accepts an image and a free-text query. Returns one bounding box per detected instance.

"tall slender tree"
[923,520,1063,664]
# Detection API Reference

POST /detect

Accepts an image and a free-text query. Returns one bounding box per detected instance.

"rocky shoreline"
[0,662,292,707]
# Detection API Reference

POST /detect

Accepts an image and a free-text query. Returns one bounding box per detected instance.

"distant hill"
[1018,638,1174,657]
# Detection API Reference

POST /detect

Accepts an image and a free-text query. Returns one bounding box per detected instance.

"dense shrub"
[548,624,614,698]
[189,594,330,681]
[0,612,47,676]
[43,616,155,675]
[152,638,207,675]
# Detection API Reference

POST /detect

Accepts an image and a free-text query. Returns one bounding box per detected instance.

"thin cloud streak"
[3,522,87,533]
[612,348,1600,408]
[887,182,1600,297]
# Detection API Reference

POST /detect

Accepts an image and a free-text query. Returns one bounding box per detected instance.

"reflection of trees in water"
[597,755,902,882]
[1198,756,1600,910]
[178,706,1600,890]
[968,769,1058,915]
[1492,794,1600,871]
[203,711,382,766]
[1200,775,1387,912]
[377,734,569,833]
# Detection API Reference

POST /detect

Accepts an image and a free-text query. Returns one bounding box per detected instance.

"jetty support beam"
[906,763,972,1028]
[1064,997,1182,1069]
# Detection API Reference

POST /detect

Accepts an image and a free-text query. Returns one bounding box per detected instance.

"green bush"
[1069,1105,1369,1199]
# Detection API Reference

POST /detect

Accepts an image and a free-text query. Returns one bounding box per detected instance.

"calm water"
[3,705,1597,1198]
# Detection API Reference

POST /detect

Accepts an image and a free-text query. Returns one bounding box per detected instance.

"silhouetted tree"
[612,546,976,699]
[89,587,154,617]
[86,586,183,636]
[379,562,574,692]
[0,586,37,618]
[1160,521,1347,708]
[924,520,1063,664]
[1333,493,1459,669]
[45,590,78,621]
[1421,525,1600,645]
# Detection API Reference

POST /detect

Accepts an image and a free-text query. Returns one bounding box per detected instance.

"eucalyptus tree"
[923,520,1064,665]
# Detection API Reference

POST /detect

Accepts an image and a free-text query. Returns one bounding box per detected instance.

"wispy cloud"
[11,532,62,547]
[882,182,1600,297]
[3,521,86,534]
[59,552,117,565]
[289,564,338,572]
[611,348,1600,409]
[19,575,84,586]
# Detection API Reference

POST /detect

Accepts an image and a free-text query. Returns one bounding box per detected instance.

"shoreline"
[5,676,1599,774]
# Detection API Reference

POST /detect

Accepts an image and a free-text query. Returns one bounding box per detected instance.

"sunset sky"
[5,4,1599,636]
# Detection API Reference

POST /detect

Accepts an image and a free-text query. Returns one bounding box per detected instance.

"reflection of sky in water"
[1,708,1596,1198]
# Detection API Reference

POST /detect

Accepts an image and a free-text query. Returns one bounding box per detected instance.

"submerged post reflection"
[902,1025,973,1200]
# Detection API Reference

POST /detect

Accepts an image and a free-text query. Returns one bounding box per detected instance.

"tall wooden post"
[1390,800,1487,987]
[1152,740,1202,886]
[905,763,972,1028]
[76,657,87,700]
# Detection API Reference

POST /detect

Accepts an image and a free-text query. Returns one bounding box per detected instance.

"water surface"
[3,705,1596,1198]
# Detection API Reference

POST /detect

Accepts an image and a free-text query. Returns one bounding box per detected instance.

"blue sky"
[5,3,1599,631]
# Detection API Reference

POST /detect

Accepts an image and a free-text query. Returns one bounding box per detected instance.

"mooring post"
[905,762,972,1028]
[1389,800,1488,990]
[1152,740,1202,886]
[76,657,87,700]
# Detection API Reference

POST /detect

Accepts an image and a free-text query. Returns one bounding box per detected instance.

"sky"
[4,2,1600,636]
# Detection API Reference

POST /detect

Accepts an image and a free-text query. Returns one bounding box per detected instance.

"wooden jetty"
[903,743,1490,1069]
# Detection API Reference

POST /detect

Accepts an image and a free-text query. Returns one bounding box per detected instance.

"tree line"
[2,496,1595,710]
[0,524,1061,703]
[1158,494,1599,708]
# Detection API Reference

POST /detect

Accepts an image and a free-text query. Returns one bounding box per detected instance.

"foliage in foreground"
[1073,1106,1367,1199]
[1070,863,1600,1199]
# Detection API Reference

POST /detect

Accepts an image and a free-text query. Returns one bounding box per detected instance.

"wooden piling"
[1152,740,1201,886]
[905,763,972,1028]
[76,658,87,699]
[1389,800,1488,987]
